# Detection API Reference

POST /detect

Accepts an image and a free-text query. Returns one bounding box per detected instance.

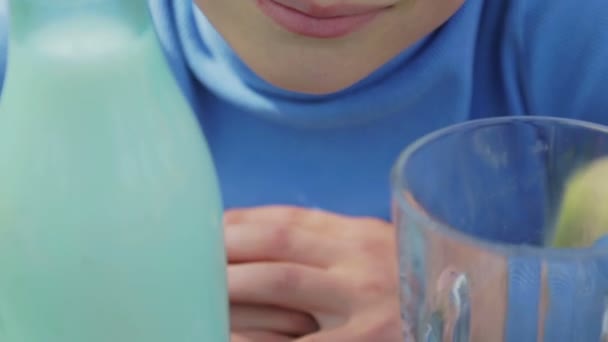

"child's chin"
[248,59,381,95]
[268,77,365,95]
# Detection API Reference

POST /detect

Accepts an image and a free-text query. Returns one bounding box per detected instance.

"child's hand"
[231,331,292,342]
[225,206,403,341]
[230,303,318,339]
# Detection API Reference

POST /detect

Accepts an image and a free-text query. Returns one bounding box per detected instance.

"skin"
[194,0,465,94]
[191,0,467,340]
[225,207,402,341]
[224,206,513,341]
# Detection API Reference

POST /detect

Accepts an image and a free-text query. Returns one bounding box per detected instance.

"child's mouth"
[256,0,390,39]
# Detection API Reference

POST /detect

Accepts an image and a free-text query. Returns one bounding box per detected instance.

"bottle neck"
[2,0,159,99]
[8,0,151,41]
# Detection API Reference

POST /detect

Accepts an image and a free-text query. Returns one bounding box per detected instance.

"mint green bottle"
[0,1,230,341]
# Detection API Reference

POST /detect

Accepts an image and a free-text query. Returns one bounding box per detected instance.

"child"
[3,0,608,340]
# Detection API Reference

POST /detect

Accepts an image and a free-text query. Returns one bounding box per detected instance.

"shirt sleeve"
[511,0,608,126]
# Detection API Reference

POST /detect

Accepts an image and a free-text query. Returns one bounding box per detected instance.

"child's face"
[195,0,464,94]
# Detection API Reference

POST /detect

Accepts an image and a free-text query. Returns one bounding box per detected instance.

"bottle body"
[0,2,229,341]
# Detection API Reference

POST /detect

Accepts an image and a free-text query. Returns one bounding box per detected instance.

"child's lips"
[256,0,391,38]
[270,0,394,18]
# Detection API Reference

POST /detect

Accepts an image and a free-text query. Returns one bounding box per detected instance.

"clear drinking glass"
[392,117,608,342]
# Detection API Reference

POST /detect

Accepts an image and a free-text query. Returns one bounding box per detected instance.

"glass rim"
[391,115,608,258]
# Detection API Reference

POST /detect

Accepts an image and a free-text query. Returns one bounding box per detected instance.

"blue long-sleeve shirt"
[157,0,608,220]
